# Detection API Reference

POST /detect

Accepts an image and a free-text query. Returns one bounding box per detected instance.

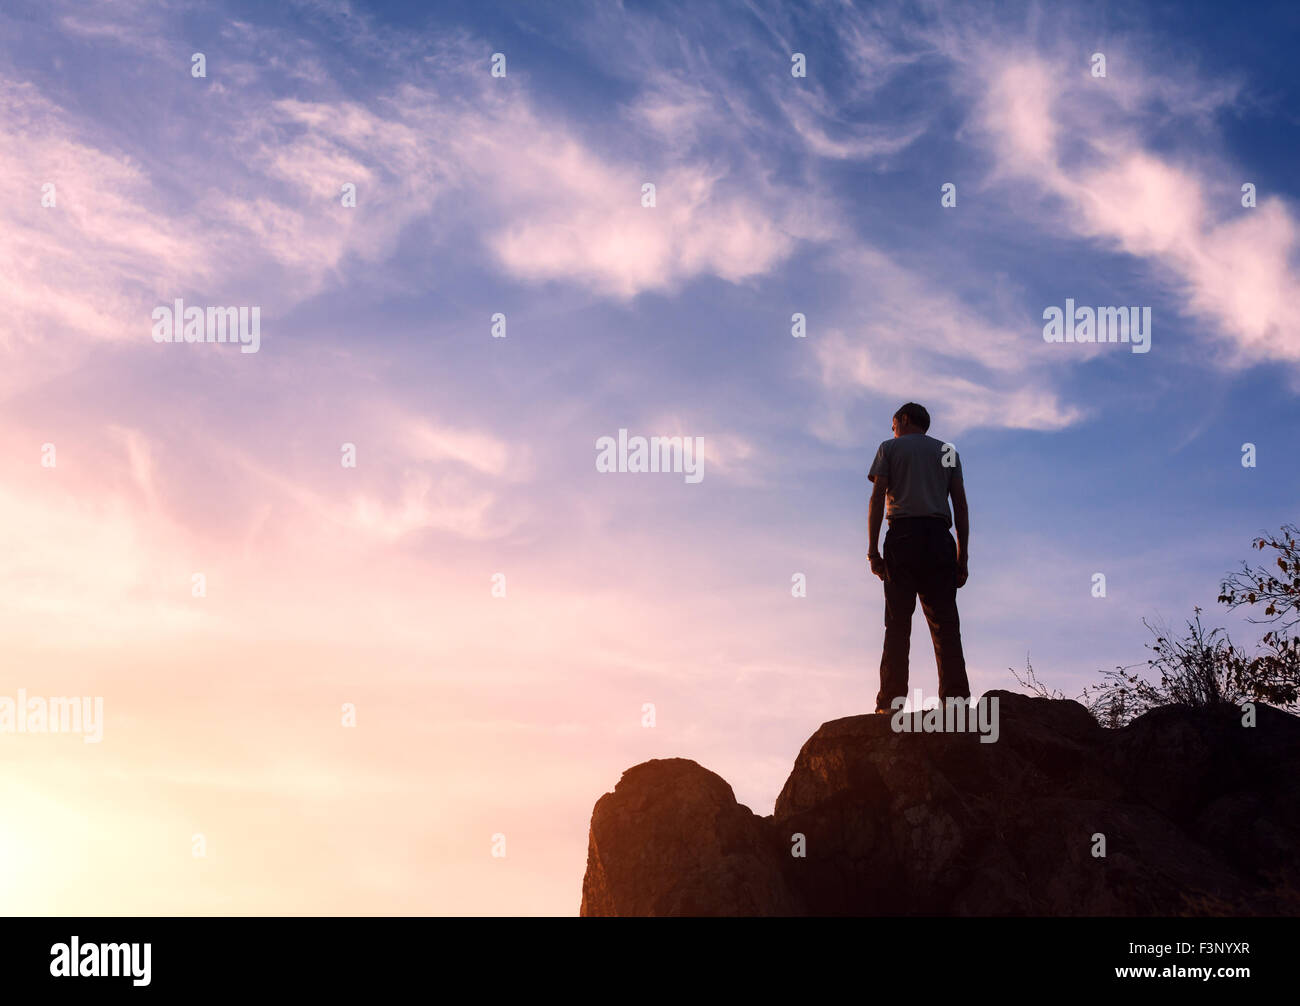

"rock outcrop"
[580,691,1300,916]
[579,758,804,916]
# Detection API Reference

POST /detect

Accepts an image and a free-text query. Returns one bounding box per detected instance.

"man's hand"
[951,479,969,590]
[869,551,888,582]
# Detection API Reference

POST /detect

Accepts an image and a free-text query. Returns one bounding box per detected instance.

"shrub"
[1018,525,1300,727]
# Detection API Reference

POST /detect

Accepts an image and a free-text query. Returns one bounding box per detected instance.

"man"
[867,402,971,713]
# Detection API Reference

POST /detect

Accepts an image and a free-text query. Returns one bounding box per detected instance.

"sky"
[0,0,1297,915]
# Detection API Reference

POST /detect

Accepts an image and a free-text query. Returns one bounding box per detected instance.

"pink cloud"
[969,52,1300,364]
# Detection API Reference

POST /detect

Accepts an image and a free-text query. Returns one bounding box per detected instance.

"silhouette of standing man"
[867,403,971,713]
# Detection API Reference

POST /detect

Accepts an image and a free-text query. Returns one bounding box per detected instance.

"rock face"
[580,758,804,916]
[580,691,1300,916]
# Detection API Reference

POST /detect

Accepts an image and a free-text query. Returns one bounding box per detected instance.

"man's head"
[891,402,931,437]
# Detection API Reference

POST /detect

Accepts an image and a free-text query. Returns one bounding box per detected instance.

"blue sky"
[1,0,1298,914]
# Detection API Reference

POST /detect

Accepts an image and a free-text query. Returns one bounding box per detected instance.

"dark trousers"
[876,516,970,710]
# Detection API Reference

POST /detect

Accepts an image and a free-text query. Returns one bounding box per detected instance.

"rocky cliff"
[580,691,1300,916]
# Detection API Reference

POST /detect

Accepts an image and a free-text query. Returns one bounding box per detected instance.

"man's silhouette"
[867,403,970,713]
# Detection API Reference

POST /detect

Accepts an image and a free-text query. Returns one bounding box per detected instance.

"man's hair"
[894,402,931,432]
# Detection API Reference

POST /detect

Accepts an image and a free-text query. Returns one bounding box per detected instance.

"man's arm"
[950,474,969,588]
[868,477,888,581]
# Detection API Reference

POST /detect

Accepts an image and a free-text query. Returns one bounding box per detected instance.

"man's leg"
[876,532,918,711]
[916,527,970,700]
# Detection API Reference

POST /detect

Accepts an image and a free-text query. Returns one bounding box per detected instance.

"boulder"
[580,757,803,916]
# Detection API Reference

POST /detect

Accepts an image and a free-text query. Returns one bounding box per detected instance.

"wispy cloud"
[954,40,1300,365]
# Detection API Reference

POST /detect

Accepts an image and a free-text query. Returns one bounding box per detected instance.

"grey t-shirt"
[868,434,962,526]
